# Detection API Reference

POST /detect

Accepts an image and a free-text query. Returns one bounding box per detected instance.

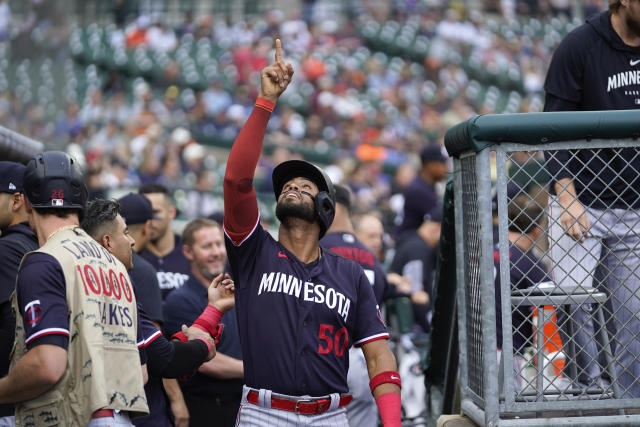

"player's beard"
[275,198,317,227]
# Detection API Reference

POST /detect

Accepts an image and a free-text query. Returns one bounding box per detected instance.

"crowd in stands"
[0,0,604,227]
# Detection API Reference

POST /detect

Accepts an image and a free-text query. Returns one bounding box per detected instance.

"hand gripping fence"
[445,109,640,426]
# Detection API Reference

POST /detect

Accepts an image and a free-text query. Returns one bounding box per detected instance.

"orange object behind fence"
[532,305,565,376]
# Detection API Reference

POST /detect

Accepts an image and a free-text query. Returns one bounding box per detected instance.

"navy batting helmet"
[23,151,87,209]
[272,159,335,237]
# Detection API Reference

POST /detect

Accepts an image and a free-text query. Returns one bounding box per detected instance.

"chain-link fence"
[447,110,640,426]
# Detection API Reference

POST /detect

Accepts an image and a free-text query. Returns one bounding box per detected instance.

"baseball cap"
[424,204,443,223]
[118,193,158,225]
[0,161,25,194]
[333,184,352,210]
[420,145,448,164]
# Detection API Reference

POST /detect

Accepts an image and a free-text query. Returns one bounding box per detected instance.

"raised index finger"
[275,38,283,63]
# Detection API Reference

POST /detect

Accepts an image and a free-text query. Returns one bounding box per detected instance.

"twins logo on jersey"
[258,272,352,321]
[24,299,43,327]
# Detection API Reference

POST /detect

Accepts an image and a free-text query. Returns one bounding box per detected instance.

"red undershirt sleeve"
[223,97,275,244]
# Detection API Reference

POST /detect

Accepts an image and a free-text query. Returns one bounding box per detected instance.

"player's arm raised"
[223,39,294,244]
[361,339,402,427]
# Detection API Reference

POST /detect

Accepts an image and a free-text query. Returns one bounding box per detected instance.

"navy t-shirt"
[130,252,164,324]
[225,222,388,396]
[134,305,171,427]
[398,177,439,234]
[544,10,640,209]
[0,222,38,417]
[140,235,191,300]
[163,274,243,395]
[389,231,437,333]
[0,223,38,303]
[320,231,390,305]
[493,244,551,353]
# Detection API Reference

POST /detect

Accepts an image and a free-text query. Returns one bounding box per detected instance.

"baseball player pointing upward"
[224,39,402,426]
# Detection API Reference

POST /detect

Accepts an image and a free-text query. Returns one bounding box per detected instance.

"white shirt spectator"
[147,24,177,52]
[0,0,11,40]
[280,19,312,54]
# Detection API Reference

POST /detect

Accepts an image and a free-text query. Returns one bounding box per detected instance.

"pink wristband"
[194,337,212,354]
[376,393,402,427]
[192,305,224,336]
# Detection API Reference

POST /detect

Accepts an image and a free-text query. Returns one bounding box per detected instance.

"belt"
[246,390,353,415]
[92,409,114,419]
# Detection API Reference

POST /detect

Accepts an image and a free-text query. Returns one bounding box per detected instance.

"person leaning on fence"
[493,195,551,391]
[543,0,640,396]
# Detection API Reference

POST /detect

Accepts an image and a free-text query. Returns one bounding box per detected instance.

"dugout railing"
[445,109,640,426]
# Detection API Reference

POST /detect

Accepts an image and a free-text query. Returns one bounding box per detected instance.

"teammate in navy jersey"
[164,218,243,427]
[223,39,401,427]
[544,0,640,396]
[118,192,164,326]
[139,184,191,300]
[131,187,192,426]
[321,185,391,304]
[0,161,38,424]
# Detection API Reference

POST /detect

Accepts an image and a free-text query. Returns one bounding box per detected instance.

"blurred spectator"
[390,206,443,334]
[203,78,233,117]
[80,88,105,125]
[126,15,150,48]
[279,12,312,54]
[0,0,10,41]
[108,156,141,187]
[54,102,83,139]
[396,145,448,235]
[147,20,177,52]
[176,11,197,37]
[354,212,385,262]
[185,169,221,219]
[389,161,417,227]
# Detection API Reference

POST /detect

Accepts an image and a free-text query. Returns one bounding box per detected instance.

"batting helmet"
[23,151,87,209]
[272,159,335,237]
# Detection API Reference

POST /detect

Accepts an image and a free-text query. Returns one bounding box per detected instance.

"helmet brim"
[272,160,332,201]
